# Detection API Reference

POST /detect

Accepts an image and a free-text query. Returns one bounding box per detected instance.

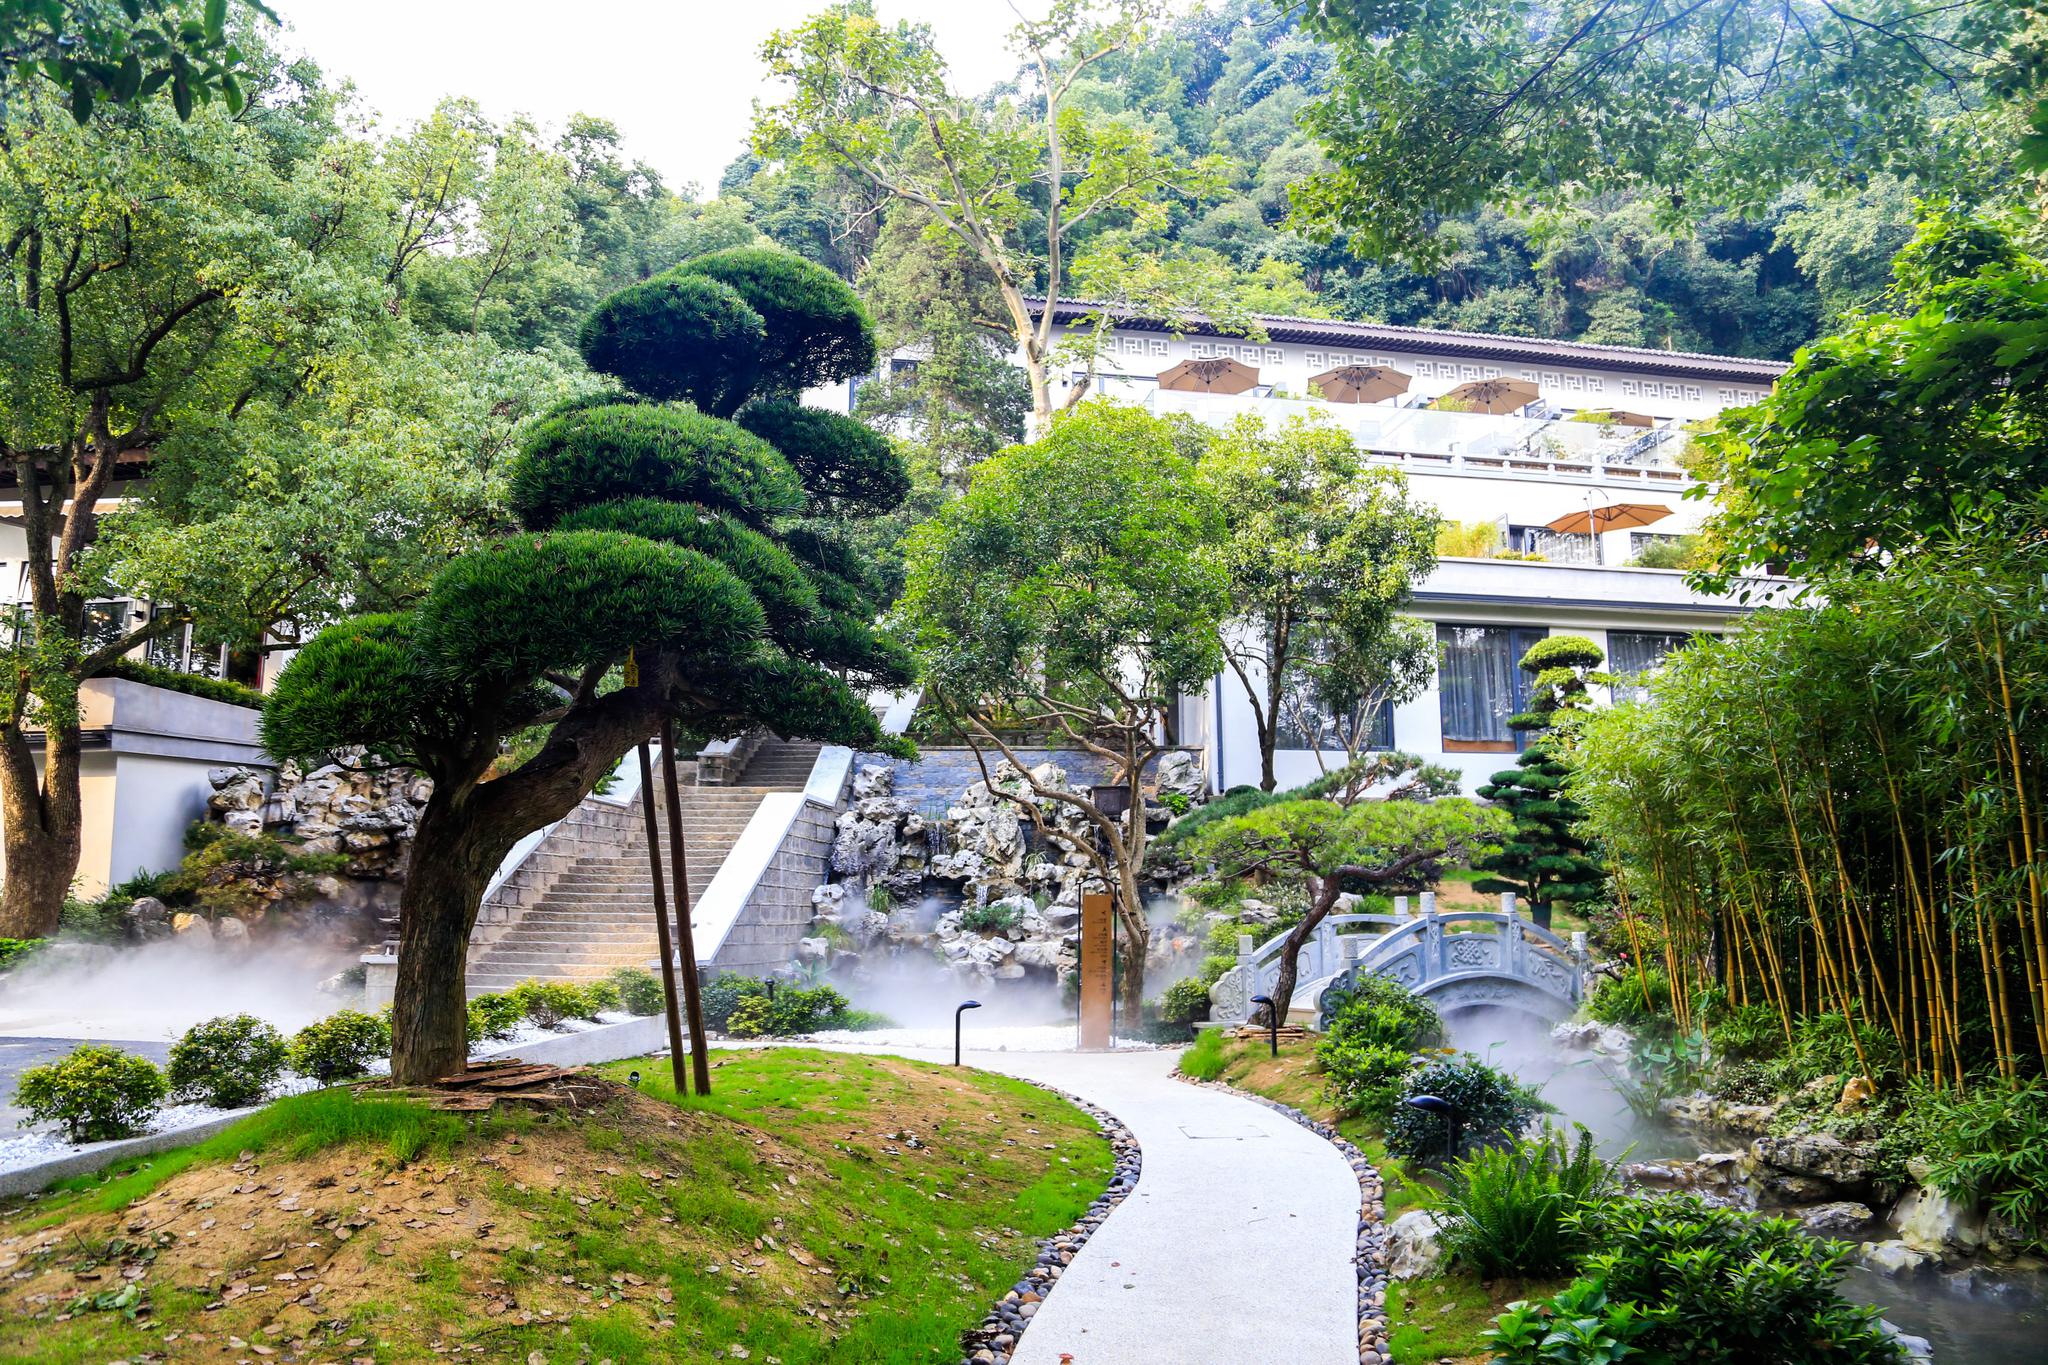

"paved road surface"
[790,1042,1362,1365]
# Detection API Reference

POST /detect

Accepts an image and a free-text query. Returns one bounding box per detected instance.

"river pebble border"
[956,1088,1143,1365]
[1179,1074,1393,1365]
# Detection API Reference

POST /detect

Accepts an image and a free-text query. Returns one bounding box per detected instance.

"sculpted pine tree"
[264,247,914,1084]
[1189,761,1506,1022]
[1472,635,1608,931]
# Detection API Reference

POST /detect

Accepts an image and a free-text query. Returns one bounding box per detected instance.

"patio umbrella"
[1576,409,1656,428]
[1156,356,1259,394]
[1309,364,1409,404]
[1544,502,1673,536]
[1433,377,1540,415]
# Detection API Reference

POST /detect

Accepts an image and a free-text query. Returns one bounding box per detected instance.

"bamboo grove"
[1571,512,2048,1088]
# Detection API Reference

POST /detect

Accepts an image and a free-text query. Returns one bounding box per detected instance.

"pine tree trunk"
[0,721,82,939]
[1265,880,1340,1025]
[388,795,505,1086]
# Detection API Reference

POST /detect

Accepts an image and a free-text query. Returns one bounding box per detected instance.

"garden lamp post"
[954,999,983,1066]
[1251,994,1278,1056]
[1405,1094,1459,1163]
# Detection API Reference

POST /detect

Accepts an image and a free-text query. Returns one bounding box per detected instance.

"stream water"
[1445,1008,2048,1364]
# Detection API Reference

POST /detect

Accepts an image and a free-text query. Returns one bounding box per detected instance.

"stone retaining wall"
[709,800,839,976]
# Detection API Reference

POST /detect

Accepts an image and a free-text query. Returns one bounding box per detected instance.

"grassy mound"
[0,1049,1112,1364]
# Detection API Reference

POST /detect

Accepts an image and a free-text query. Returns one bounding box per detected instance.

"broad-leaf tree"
[1472,636,1608,931]
[1290,0,2046,267]
[1199,412,1439,791]
[1690,207,2048,590]
[265,246,913,1083]
[1,0,276,124]
[0,51,397,935]
[1190,773,1508,1019]
[752,1,1224,430]
[896,402,1227,1018]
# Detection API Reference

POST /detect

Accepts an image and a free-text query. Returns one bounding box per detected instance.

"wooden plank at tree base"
[1079,891,1114,1050]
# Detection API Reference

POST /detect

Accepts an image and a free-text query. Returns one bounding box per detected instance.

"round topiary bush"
[288,1009,391,1084]
[15,1043,168,1141]
[507,404,807,530]
[167,1014,289,1109]
[735,400,910,513]
[580,979,622,1014]
[677,246,876,398]
[609,967,666,1016]
[577,270,766,413]
[1386,1052,1546,1164]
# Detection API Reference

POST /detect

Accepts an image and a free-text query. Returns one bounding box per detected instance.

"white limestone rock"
[1385,1210,1447,1280]
[1859,1240,1933,1277]
[1889,1172,1987,1256]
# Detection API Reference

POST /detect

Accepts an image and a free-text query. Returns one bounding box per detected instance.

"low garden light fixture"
[628,1070,642,1088]
[1250,994,1278,1056]
[954,999,983,1066]
[1405,1094,1459,1162]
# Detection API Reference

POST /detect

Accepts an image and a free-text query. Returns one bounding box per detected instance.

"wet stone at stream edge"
[958,1091,1143,1365]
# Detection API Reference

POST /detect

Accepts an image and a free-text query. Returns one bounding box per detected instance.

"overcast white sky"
[268,1,1031,193]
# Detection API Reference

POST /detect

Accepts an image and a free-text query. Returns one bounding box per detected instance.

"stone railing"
[1210,893,1589,1027]
[695,728,770,786]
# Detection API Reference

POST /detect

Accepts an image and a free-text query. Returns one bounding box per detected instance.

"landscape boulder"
[1384,1210,1447,1280]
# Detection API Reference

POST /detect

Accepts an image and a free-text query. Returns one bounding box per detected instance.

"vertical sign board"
[1079,891,1114,1050]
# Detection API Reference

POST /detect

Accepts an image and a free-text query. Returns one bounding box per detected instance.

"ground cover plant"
[0,1049,1112,1364]
[1436,1126,1615,1279]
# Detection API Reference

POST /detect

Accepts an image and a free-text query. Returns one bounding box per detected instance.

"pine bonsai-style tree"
[264,246,914,1084]
[1472,635,1607,931]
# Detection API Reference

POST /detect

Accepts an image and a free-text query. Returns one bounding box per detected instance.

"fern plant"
[1439,1124,1616,1278]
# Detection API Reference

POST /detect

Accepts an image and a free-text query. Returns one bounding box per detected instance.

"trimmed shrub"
[1491,1196,1903,1365]
[106,656,264,708]
[737,399,909,514]
[288,1010,392,1084]
[505,981,599,1030]
[1319,1040,1413,1121]
[15,1044,168,1141]
[725,996,774,1039]
[507,404,806,531]
[580,978,622,1014]
[1438,1125,1615,1278]
[702,971,765,1031]
[167,1014,289,1109]
[1321,973,1441,1052]
[1385,1053,1546,1164]
[466,993,526,1043]
[677,246,877,398]
[1159,976,1212,1026]
[609,967,666,1017]
[558,498,818,634]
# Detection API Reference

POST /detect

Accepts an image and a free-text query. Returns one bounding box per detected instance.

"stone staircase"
[464,737,823,992]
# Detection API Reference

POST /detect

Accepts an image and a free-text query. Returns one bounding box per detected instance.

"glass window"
[83,600,129,652]
[1275,692,1393,752]
[1608,630,1693,703]
[1438,625,1547,748]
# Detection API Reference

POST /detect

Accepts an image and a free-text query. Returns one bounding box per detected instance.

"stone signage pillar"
[1079,891,1114,1050]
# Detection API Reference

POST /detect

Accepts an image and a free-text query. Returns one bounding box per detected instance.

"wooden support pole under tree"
[636,741,690,1096]
[659,716,714,1096]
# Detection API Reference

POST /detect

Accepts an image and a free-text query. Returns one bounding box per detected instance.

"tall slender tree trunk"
[0,722,82,938]
[1265,881,1341,1026]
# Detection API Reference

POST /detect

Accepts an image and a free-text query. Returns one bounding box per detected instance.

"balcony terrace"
[1135,388,1693,485]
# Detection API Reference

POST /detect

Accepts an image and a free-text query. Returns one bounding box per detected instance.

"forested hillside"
[715,0,2019,362]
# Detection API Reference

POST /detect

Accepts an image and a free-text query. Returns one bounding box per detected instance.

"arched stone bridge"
[1209,900,1588,1030]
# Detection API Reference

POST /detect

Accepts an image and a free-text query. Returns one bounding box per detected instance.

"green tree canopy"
[1199,411,1440,791]
[896,400,1228,1016]
[266,246,912,1084]
[1691,208,2048,589]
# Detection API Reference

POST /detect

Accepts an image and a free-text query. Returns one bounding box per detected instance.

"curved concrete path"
[788,1042,1361,1365]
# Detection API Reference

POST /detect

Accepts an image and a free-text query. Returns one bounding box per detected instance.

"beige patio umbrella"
[1309,364,1409,404]
[1156,356,1260,394]
[1433,377,1541,415]
[1577,409,1657,428]
[1545,502,1674,536]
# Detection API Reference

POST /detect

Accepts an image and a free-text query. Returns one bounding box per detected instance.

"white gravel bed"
[0,1073,323,1176]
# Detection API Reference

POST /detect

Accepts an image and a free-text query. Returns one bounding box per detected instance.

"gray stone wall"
[709,801,838,976]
